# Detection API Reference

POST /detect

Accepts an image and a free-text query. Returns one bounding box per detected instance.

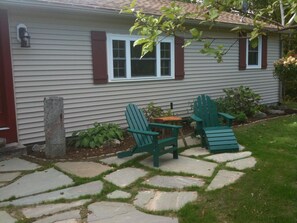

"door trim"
[0,9,18,143]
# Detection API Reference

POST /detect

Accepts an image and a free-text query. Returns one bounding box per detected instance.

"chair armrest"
[218,112,235,120]
[127,128,159,136]
[190,114,202,122]
[218,112,234,127]
[149,123,182,129]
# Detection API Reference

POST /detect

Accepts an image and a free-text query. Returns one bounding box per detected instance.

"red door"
[0,9,18,143]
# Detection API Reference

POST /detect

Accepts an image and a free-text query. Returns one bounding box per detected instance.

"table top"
[153,116,182,122]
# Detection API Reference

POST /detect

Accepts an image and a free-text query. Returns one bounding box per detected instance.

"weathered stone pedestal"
[44,97,66,158]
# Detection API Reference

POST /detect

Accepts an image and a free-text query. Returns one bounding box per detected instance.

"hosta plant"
[69,123,124,149]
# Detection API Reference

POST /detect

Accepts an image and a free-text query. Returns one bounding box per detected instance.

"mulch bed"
[26,109,297,161]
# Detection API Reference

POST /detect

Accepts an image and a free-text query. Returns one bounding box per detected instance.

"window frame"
[107,34,175,82]
[246,36,262,69]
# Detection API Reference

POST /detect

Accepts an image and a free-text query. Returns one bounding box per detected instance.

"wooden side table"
[153,116,188,148]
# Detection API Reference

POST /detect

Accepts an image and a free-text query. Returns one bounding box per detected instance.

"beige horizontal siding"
[8,8,280,144]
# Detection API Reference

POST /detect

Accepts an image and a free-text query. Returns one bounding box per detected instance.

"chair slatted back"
[194,95,219,127]
[125,104,153,146]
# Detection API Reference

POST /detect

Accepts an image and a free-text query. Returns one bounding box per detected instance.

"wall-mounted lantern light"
[17,24,30,47]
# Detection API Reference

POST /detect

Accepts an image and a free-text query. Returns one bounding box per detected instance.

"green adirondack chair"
[191,95,239,153]
[117,103,182,167]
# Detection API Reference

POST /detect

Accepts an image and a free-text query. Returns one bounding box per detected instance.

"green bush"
[143,102,173,121]
[216,86,261,122]
[69,123,124,149]
[274,52,297,101]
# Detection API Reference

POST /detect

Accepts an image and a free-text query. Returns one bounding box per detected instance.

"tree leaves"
[121,0,296,62]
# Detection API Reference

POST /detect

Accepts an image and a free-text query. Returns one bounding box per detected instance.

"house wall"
[7,8,280,144]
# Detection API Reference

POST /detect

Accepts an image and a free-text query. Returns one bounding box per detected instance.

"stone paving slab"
[143,175,205,189]
[0,158,40,172]
[55,161,112,178]
[180,147,210,157]
[55,220,79,223]
[22,199,90,218]
[178,136,200,148]
[33,210,81,223]
[104,167,148,187]
[0,168,73,201]
[239,144,245,151]
[226,157,257,170]
[0,172,21,182]
[88,201,178,223]
[107,190,131,199]
[141,154,218,177]
[204,151,252,163]
[206,170,245,191]
[0,181,103,207]
[100,153,145,166]
[134,190,198,211]
[0,211,17,223]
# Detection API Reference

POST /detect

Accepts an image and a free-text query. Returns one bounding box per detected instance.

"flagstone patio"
[0,142,257,223]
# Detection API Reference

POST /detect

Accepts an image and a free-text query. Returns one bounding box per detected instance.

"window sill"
[109,76,175,83]
[246,65,261,69]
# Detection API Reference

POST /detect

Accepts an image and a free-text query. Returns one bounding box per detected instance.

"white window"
[246,36,262,69]
[107,34,175,81]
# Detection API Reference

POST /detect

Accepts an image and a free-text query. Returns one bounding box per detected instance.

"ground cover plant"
[69,123,124,149]
[178,114,297,223]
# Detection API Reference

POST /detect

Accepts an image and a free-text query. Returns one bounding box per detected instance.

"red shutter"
[175,36,185,80]
[239,32,247,70]
[261,35,268,69]
[91,31,108,84]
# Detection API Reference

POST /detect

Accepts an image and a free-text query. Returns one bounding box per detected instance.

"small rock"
[32,144,46,152]
[113,139,121,145]
[0,138,6,148]
[267,109,285,115]
[254,111,267,119]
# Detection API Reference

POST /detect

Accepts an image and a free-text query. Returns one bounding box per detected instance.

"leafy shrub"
[69,123,124,149]
[234,112,248,124]
[143,102,173,121]
[274,52,297,101]
[274,54,297,82]
[216,86,261,122]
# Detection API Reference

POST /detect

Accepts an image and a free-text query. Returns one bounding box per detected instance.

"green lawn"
[178,114,297,223]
